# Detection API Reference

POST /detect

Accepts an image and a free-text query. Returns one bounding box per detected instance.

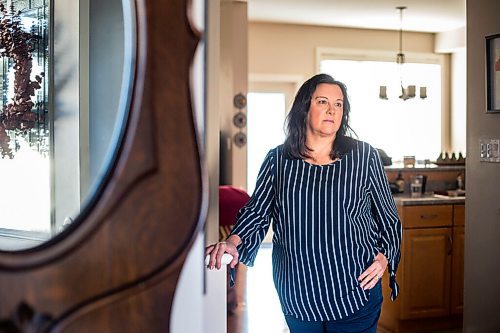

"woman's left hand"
[358,252,388,290]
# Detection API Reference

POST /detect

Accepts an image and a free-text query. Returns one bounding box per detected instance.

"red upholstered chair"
[219,185,250,239]
[219,185,250,312]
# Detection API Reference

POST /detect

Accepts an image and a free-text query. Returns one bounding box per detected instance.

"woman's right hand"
[205,234,241,270]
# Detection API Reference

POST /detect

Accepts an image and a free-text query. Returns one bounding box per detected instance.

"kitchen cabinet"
[379,203,464,333]
[451,204,465,314]
[401,227,452,318]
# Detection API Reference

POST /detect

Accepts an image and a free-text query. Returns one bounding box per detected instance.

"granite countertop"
[393,193,465,206]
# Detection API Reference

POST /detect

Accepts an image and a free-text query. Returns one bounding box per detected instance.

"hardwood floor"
[227,244,462,333]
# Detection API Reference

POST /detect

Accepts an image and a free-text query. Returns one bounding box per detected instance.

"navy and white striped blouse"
[230,140,402,321]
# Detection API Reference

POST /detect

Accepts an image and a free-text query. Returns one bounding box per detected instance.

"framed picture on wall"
[486,34,500,113]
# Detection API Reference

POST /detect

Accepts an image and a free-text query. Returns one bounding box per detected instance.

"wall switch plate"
[480,139,500,162]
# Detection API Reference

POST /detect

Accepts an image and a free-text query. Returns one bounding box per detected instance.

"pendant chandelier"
[379,6,427,101]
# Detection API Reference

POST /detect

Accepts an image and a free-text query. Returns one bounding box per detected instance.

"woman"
[206,73,402,332]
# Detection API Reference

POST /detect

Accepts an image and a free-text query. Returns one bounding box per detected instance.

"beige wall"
[249,22,436,78]
[465,0,500,331]
[248,21,459,153]
[436,27,467,155]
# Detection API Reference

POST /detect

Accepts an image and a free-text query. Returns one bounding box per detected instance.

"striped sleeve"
[229,149,276,267]
[368,147,403,301]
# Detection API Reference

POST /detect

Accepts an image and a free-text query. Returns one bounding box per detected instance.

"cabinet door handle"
[420,214,438,220]
[447,235,453,255]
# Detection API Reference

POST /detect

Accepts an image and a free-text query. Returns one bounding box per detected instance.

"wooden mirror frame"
[0,0,204,331]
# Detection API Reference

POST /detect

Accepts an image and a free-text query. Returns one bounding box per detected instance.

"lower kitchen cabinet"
[378,204,464,333]
[401,227,452,318]
[451,205,465,314]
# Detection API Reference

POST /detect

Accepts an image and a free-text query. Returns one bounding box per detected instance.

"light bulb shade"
[379,86,388,99]
[420,86,427,99]
[407,85,416,98]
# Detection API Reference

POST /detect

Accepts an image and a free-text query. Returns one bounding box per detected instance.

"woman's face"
[306,83,344,139]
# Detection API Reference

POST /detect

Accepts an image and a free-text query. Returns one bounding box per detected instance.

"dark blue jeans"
[285,281,383,333]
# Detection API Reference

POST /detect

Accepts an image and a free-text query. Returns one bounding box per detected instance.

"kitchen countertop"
[385,165,465,172]
[393,193,465,206]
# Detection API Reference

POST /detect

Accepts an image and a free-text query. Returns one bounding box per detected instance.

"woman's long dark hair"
[283,73,356,160]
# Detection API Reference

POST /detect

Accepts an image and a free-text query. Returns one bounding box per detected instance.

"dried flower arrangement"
[0,3,43,158]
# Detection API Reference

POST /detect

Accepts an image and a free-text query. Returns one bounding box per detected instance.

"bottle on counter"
[457,174,464,190]
[436,152,444,163]
[458,152,465,164]
[395,171,405,193]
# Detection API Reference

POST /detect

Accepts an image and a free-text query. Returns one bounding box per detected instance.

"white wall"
[171,234,204,333]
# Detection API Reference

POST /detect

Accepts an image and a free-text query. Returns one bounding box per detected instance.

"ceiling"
[248,0,466,33]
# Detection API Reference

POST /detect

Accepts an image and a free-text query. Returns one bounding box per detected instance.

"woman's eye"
[334,102,343,108]
[318,99,328,105]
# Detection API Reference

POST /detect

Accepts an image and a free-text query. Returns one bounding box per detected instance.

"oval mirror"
[0,0,135,251]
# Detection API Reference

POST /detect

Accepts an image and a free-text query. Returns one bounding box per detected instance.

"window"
[0,0,130,250]
[0,1,50,241]
[320,58,442,163]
